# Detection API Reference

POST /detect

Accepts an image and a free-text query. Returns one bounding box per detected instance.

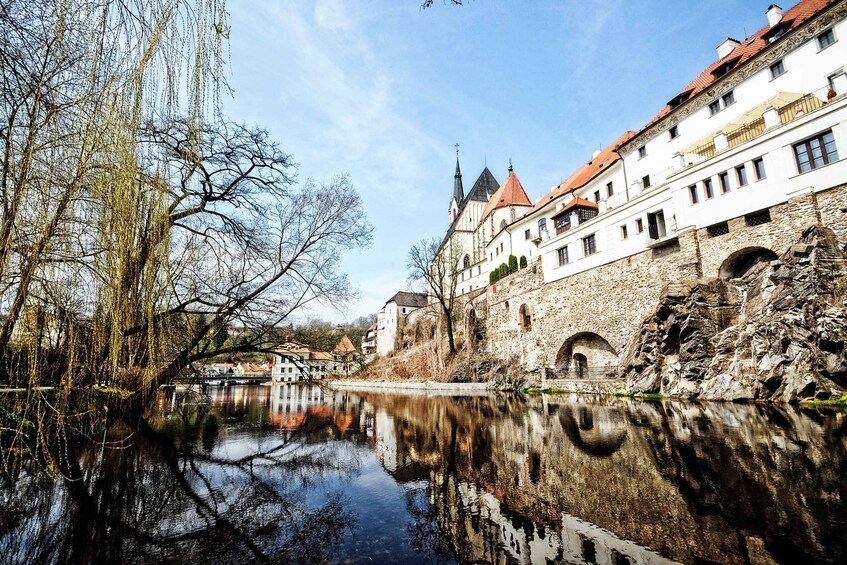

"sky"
[221,0,775,322]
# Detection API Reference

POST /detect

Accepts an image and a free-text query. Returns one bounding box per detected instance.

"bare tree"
[408,237,462,355]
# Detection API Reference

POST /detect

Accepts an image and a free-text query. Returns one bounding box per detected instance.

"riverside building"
[428,0,847,375]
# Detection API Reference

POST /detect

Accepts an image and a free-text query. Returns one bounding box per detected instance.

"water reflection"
[1,386,846,564]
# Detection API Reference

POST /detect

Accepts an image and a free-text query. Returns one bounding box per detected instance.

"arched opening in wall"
[504,301,510,313]
[719,246,778,280]
[555,332,618,379]
[518,304,532,331]
[558,405,628,457]
[573,353,588,378]
[465,309,483,351]
[499,219,507,232]
[463,254,471,269]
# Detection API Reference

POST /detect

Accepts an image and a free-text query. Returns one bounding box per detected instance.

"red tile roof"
[643,0,835,131]
[524,131,635,217]
[551,196,598,220]
[333,335,357,354]
[479,169,533,224]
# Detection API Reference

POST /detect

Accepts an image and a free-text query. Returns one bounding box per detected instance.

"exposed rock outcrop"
[621,226,847,402]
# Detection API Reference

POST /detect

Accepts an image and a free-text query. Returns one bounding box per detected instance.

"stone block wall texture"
[479,184,847,372]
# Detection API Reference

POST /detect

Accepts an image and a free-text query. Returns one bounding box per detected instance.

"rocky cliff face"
[621,226,847,402]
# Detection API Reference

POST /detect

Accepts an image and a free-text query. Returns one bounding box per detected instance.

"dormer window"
[711,56,740,79]
[667,89,694,110]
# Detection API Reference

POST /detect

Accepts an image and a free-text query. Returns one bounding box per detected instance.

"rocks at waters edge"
[620,225,847,402]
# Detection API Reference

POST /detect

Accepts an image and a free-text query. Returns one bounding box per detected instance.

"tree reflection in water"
[1,385,358,563]
[2,386,847,564]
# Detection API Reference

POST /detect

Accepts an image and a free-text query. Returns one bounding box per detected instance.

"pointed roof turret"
[479,165,533,224]
[453,146,464,203]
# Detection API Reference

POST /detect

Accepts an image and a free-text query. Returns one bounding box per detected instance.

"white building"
[375,291,428,357]
[272,337,359,382]
[434,0,847,294]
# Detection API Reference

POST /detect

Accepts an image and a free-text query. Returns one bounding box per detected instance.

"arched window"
[538,218,547,232]
[499,219,507,232]
[463,254,471,269]
[519,304,532,331]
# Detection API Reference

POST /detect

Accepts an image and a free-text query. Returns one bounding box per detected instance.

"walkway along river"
[1,384,845,563]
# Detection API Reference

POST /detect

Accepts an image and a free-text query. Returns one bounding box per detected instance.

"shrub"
[508,254,517,273]
[519,255,527,269]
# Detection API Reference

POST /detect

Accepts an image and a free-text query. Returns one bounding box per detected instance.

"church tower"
[448,146,463,224]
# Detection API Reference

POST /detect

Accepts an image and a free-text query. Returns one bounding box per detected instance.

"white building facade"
[432,0,847,298]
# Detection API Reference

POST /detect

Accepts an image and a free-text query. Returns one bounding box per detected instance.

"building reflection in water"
[2,386,845,564]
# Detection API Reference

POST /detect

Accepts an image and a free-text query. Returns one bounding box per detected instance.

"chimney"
[767,4,783,28]
[591,150,602,160]
[716,37,741,58]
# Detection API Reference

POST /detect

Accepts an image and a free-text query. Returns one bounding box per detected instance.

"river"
[1,384,845,564]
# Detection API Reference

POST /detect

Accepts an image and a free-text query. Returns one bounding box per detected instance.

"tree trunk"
[444,308,456,355]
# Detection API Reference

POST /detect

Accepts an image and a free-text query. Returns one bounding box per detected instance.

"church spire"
[453,143,464,203]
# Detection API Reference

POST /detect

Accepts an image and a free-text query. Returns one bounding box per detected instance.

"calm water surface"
[2,384,846,564]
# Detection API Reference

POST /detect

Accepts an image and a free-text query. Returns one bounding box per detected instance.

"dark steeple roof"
[466,167,499,202]
[453,154,464,203]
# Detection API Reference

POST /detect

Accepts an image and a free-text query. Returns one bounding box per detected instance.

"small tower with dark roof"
[448,145,464,224]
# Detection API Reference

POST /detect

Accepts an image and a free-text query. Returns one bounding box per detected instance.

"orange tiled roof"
[551,196,599,219]
[642,0,835,131]
[524,131,635,218]
[333,335,357,354]
[479,169,533,225]
[276,341,311,354]
[310,351,333,361]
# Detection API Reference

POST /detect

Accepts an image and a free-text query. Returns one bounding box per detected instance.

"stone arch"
[555,332,618,377]
[558,405,628,457]
[518,304,532,331]
[719,246,778,279]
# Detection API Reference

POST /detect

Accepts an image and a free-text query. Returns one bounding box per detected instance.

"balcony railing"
[726,115,765,149]
[674,82,844,173]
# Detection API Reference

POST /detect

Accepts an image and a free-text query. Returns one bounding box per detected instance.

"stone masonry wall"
[478,184,847,373]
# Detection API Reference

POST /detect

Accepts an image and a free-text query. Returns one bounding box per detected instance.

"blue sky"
[222,0,773,322]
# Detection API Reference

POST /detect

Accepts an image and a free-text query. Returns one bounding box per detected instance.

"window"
[753,157,767,180]
[688,185,699,204]
[594,190,601,203]
[818,28,836,50]
[620,225,629,239]
[719,171,731,193]
[707,222,730,238]
[635,218,644,234]
[794,130,839,173]
[745,209,772,226]
[638,145,647,158]
[704,178,715,199]
[642,174,651,189]
[538,218,547,232]
[557,245,569,266]
[722,91,735,107]
[583,234,597,256]
[736,165,748,186]
[709,100,721,115]
[524,229,531,240]
[463,254,470,269]
[769,59,785,79]
[519,304,532,331]
[669,125,679,140]
[606,182,614,197]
